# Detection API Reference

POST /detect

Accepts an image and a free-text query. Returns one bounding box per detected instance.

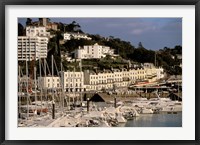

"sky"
[18,18,182,50]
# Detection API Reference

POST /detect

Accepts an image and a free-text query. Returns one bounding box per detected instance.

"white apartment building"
[84,67,146,91]
[38,76,61,89]
[74,43,114,59]
[129,68,145,82]
[143,63,164,81]
[26,26,50,37]
[38,71,85,92]
[61,71,85,92]
[156,67,165,79]
[18,36,48,61]
[63,32,92,41]
[84,70,112,91]
[36,66,164,91]
[83,65,165,91]
[46,23,58,31]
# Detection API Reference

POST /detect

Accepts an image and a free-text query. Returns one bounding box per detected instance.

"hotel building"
[61,71,85,92]
[74,43,114,59]
[37,64,164,92]
[26,26,50,37]
[38,76,61,90]
[18,36,48,61]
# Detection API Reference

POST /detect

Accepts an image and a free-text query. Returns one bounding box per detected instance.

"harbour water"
[121,112,182,127]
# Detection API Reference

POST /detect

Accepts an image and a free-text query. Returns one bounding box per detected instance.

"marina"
[18,94,182,127]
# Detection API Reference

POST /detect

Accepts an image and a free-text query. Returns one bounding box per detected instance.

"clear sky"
[18,18,182,50]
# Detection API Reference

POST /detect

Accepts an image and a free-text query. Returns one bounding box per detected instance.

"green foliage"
[47,29,57,35]
[100,37,135,59]
[18,23,25,36]
[26,18,32,26]
[64,21,83,33]
[62,39,93,53]
[128,48,155,63]
[138,42,144,49]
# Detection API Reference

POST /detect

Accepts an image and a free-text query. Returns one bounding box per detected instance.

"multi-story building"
[39,18,48,27]
[46,23,58,31]
[36,65,164,92]
[74,43,114,59]
[63,32,92,41]
[38,76,61,90]
[61,71,85,92]
[26,26,50,37]
[83,67,144,91]
[143,63,164,81]
[129,67,146,81]
[18,36,48,61]
[32,18,58,31]
[83,65,163,91]
[156,67,165,79]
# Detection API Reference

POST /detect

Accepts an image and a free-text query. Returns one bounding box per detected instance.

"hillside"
[18,19,182,76]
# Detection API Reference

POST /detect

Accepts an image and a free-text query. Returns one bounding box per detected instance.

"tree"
[26,18,32,26]
[18,23,24,36]
[55,31,63,57]
[57,22,65,32]
[138,42,144,49]
[65,21,83,33]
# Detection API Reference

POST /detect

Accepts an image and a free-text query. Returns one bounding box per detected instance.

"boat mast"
[44,59,47,102]
[80,59,83,104]
[34,66,37,116]
[61,63,64,109]
[26,43,29,120]
[73,67,75,105]
[68,70,70,108]
[18,65,21,117]
[177,80,179,101]
[39,58,43,115]
[51,55,54,102]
